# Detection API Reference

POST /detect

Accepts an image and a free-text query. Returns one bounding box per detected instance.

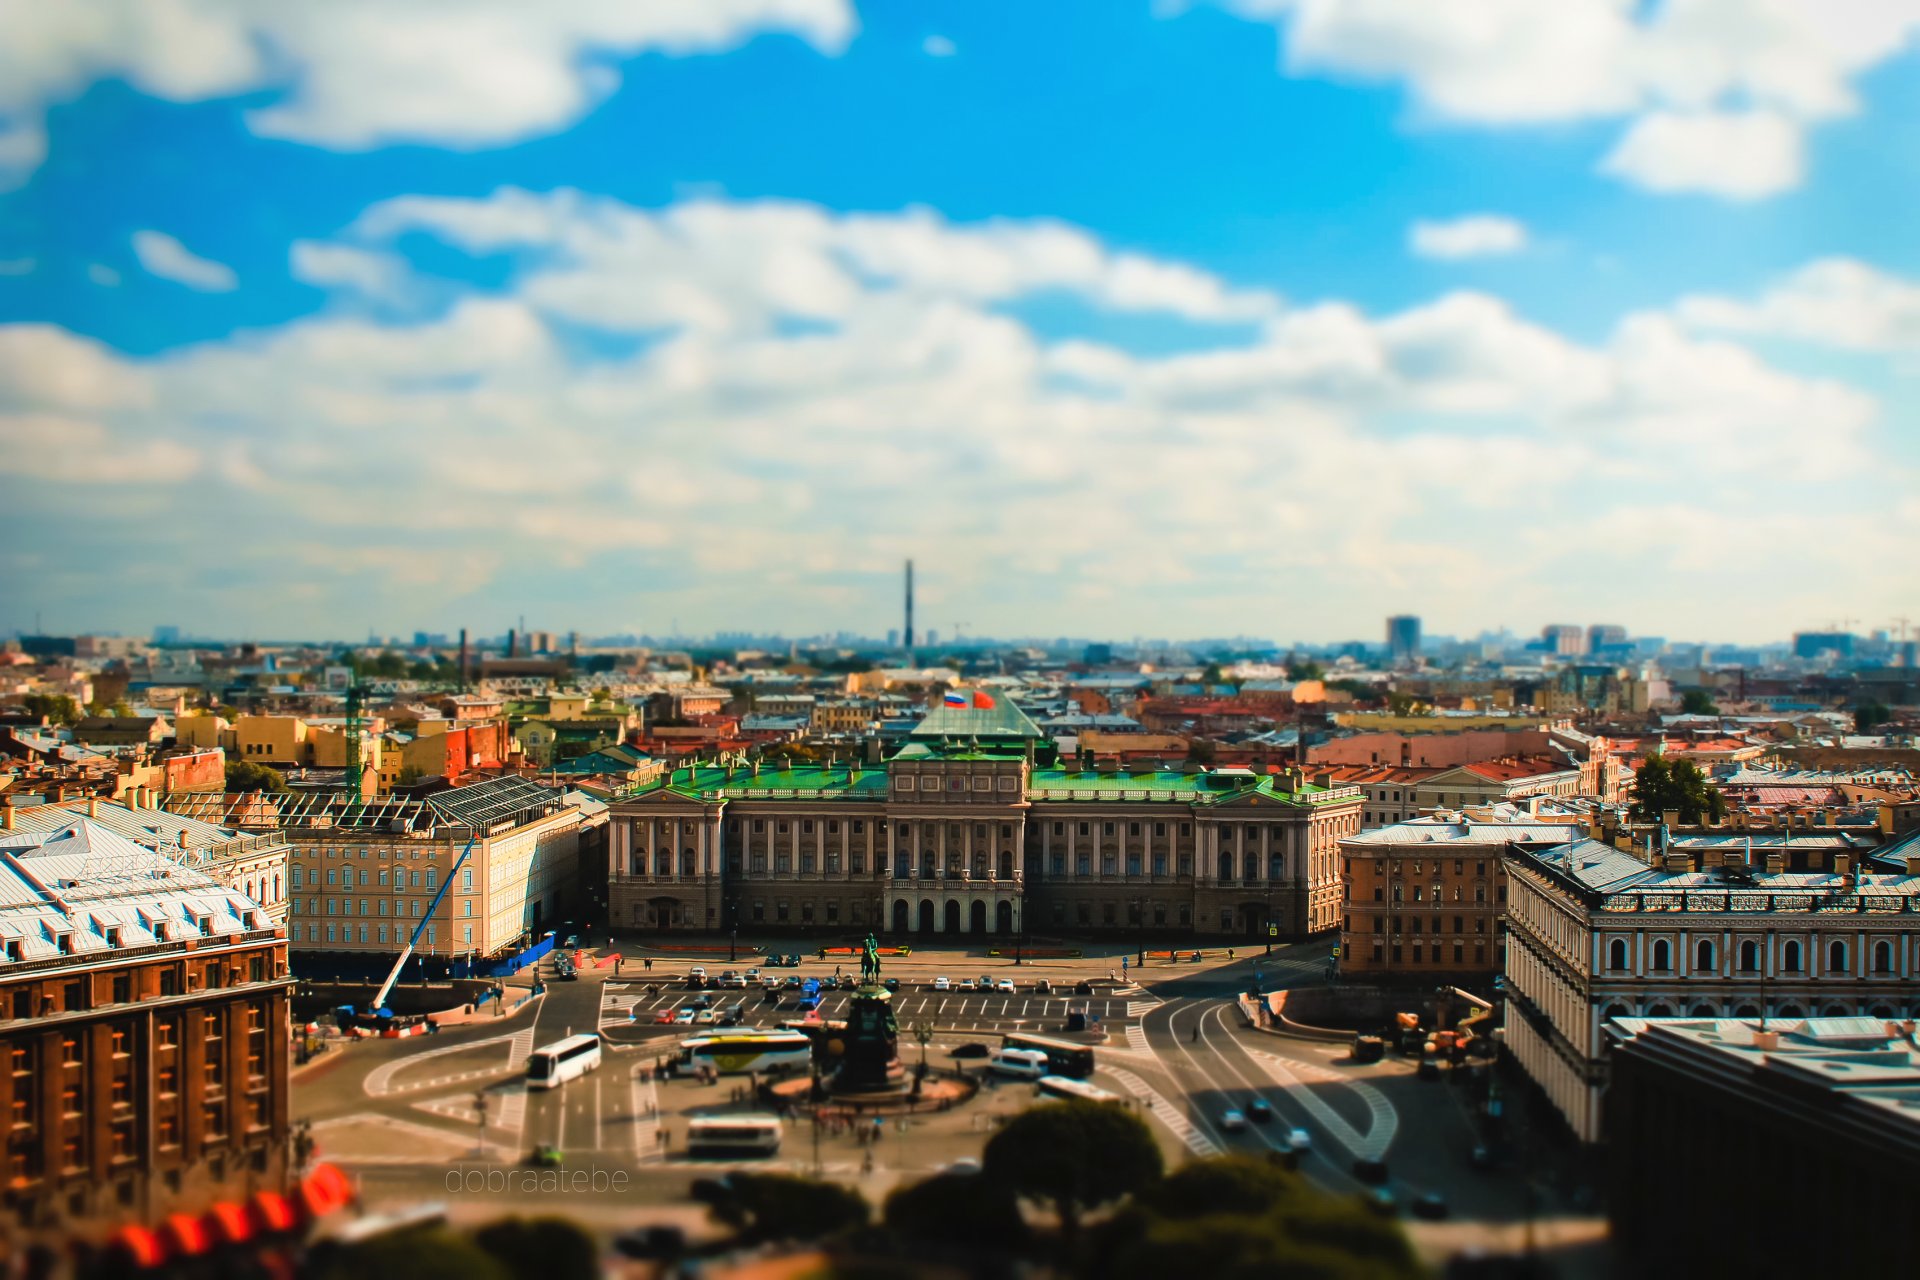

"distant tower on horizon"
[1387,614,1421,663]
[904,560,915,659]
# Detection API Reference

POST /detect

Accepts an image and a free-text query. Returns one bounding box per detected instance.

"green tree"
[884,1170,1028,1249]
[1630,752,1726,824]
[1854,702,1892,732]
[21,693,80,725]
[225,760,288,793]
[708,1171,869,1245]
[471,1216,598,1280]
[1286,661,1325,681]
[1088,1156,1421,1280]
[311,1229,508,1280]
[982,1100,1163,1236]
[1201,663,1226,686]
[1185,737,1218,765]
[1679,688,1719,715]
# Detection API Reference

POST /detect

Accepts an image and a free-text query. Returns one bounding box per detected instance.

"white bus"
[686,1115,784,1158]
[526,1033,602,1089]
[674,1031,812,1077]
[1037,1075,1122,1103]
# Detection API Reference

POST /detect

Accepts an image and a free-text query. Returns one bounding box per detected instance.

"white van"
[989,1047,1050,1080]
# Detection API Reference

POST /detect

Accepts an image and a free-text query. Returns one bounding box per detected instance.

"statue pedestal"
[831,983,907,1094]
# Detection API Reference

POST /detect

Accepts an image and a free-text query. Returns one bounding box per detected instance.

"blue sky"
[1,1,1916,644]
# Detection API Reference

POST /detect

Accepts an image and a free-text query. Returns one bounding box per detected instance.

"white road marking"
[1246,1048,1398,1160]
[364,1032,517,1098]
[1103,1066,1220,1156]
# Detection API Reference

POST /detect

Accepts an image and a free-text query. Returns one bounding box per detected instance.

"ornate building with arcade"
[607,700,1364,940]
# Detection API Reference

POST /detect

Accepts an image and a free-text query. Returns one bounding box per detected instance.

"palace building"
[607,700,1364,940]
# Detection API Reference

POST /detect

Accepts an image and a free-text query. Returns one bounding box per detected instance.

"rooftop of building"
[167,774,575,836]
[1454,755,1583,782]
[1608,1017,1920,1136]
[0,817,272,966]
[1516,835,1920,902]
[1343,814,1587,848]
[906,697,1046,742]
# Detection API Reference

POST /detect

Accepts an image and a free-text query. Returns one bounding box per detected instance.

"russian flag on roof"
[943,690,967,707]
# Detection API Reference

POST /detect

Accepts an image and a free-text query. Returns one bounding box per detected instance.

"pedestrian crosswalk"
[1103,1066,1221,1157]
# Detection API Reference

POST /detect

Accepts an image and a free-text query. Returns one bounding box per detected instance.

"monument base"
[830,982,908,1095]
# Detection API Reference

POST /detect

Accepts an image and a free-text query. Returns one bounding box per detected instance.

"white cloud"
[923,35,957,57]
[1206,0,1920,197]
[347,189,1280,328]
[132,230,238,292]
[87,263,119,287]
[0,1,856,185]
[1676,257,1920,351]
[1599,109,1802,199]
[1408,214,1529,260]
[289,239,413,304]
[0,189,1905,640]
[0,257,32,276]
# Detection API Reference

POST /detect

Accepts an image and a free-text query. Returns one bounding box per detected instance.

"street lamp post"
[1265,878,1273,956]
[1134,898,1146,969]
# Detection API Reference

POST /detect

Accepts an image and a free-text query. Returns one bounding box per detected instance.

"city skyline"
[3,3,1918,642]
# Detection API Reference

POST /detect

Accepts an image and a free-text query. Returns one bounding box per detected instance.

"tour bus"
[686,1115,784,1158]
[988,1047,1050,1080]
[526,1033,603,1089]
[674,1030,813,1077]
[1037,1075,1122,1103]
[1001,1032,1095,1080]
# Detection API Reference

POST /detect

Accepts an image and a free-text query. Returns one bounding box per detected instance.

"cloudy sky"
[1,1,1916,645]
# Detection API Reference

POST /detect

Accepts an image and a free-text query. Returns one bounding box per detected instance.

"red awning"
[205,1200,254,1244]
[162,1212,211,1257]
[250,1190,298,1232]
[297,1163,353,1218]
[107,1225,167,1268]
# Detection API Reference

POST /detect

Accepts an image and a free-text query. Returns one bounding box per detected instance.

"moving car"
[988,1048,1050,1080]
[883,978,901,992]
[1285,1127,1311,1153]
[1219,1109,1249,1133]
[1364,1189,1398,1217]
[1411,1192,1449,1220]
[949,1043,991,1060]
[1247,1098,1273,1123]
[1351,1157,1389,1185]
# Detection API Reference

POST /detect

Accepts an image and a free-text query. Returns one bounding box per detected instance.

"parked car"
[1073,980,1095,995]
[685,975,707,989]
[977,976,994,990]
[1033,978,1053,994]
[743,968,761,981]
[783,976,804,989]
[931,976,951,991]
[1247,1098,1274,1123]
[693,1009,718,1025]
[652,1009,675,1025]
[943,1157,983,1176]
[717,974,746,989]
[883,978,900,992]
[673,1008,697,1025]
[958,978,978,993]
[949,1043,991,1059]
[1219,1109,1248,1133]
[688,966,707,979]
[993,978,1016,994]
[835,975,858,990]
[717,1008,743,1027]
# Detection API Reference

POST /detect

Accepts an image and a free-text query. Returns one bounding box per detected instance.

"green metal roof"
[626,762,1359,808]
[907,698,1044,742]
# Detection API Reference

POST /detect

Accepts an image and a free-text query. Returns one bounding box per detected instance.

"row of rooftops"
[0,818,272,967]
[1514,832,1920,908]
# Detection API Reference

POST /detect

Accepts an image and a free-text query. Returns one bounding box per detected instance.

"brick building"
[0,819,290,1235]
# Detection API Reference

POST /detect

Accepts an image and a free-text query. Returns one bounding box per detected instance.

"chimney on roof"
[2,800,12,831]
[86,797,98,818]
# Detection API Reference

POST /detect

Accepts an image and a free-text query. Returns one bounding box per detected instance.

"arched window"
[1828,940,1848,973]
[1646,1003,1672,1018]
[681,851,696,876]
[1603,1003,1630,1023]
[1608,938,1629,971]
[655,852,671,876]
[1782,940,1802,972]
[1696,939,1715,970]
[1874,941,1893,973]
[1739,940,1758,971]
[1652,940,1671,971]
[1690,1003,1717,1017]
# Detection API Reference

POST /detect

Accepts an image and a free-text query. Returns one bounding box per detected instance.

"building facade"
[1502,833,1920,1140]
[1607,1017,1920,1278]
[1339,816,1581,982]
[608,703,1364,939]
[0,819,291,1234]
[172,776,581,966]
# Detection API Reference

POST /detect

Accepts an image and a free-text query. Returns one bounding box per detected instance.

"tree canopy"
[1679,688,1719,715]
[705,1171,869,1245]
[20,693,80,725]
[226,759,288,794]
[1630,752,1726,824]
[471,1216,598,1280]
[982,1100,1163,1232]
